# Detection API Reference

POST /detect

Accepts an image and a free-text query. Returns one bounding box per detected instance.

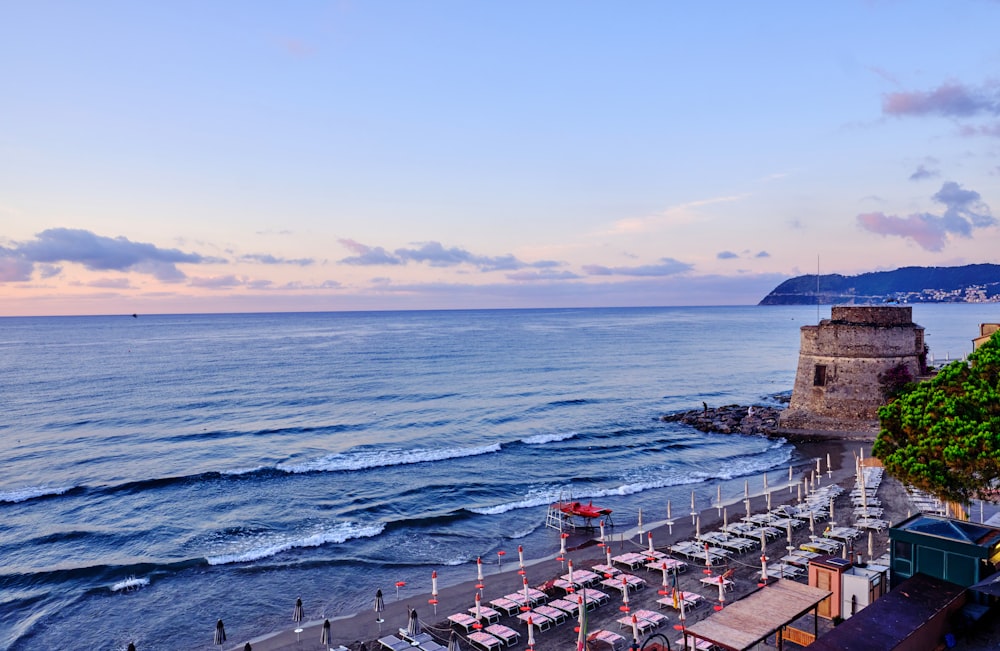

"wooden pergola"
[681,579,832,651]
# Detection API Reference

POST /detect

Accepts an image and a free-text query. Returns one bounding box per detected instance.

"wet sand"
[229,439,918,651]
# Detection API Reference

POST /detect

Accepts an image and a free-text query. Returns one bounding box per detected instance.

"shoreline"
[231,438,878,651]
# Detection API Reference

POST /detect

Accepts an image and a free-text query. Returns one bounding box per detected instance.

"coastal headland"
[230,433,916,651]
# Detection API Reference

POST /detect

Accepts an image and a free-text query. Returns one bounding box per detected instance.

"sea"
[0,304,994,650]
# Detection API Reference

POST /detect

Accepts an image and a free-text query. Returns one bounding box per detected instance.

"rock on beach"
[661,404,783,437]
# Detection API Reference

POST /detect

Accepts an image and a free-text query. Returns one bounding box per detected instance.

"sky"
[2,1,1000,316]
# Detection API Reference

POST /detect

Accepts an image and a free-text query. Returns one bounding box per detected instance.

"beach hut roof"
[683,579,831,651]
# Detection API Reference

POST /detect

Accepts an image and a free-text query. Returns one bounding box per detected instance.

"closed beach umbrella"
[521,576,530,608]
[474,591,483,623]
[567,559,575,590]
[637,508,643,536]
[448,630,462,651]
[214,619,226,645]
[375,589,385,631]
[518,545,525,574]
[690,490,696,523]
[695,514,701,539]
[321,619,331,645]
[477,556,485,589]
[658,562,669,596]
[717,484,722,511]
[293,597,304,623]
[430,570,439,612]
[620,575,629,612]
[599,520,606,545]
[631,614,640,645]
[527,616,535,649]
[647,531,655,556]
[605,544,612,567]
[407,609,421,638]
[576,595,587,651]
[723,507,728,532]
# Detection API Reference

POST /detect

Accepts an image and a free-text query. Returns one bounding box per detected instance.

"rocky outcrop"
[661,404,783,437]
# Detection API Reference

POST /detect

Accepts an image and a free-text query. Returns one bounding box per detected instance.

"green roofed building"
[889,513,1000,588]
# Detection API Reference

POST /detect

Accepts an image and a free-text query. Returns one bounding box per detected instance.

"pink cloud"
[856,212,948,251]
[883,81,1000,117]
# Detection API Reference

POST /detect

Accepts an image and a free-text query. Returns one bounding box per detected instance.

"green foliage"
[873,332,1000,503]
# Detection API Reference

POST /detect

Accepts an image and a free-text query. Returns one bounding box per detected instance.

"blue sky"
[2,1,999,315]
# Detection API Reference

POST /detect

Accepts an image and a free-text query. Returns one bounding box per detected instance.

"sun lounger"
[516,611,553,631]
[484,624,520,647]
[591,563,620,577]
[589,629,627,651]
[402,631,447,651]
[469,606,501,624]
[611,552,647,570]
[488,597,520,617]
[581,589,610,609]
[548,597,580,618]
[534,604,567,624]
[617,613,659,635]
[467,631,503,651]
[448,613,479,633]
[378,635,412,651]
[635,608,669,629]
[657,590,703,611]
[676,636,714,650]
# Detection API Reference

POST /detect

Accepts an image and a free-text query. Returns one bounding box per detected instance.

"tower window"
[814,364,827,386]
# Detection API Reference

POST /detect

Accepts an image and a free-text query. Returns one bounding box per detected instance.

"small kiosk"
[841,564,888,619]
[808,555,852,620]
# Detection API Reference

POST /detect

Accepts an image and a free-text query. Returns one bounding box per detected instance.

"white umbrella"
[605,544,612,567]
[631,613,640,645]
[695,515,701,539]
[576,594,586,651]
[789,464,794,492]
[599,520,606,546]
[522,576,530,607]
[717,576,726,610]
[868,530,874,559]
[476,557,485,591]
[620,576,629,612]
[717,484,722,513]
[567,559,575,592]
[763,472,768,493]
[659,562,669,596]
[638,508,644,537]
[527,616,535,649]
[474,591,483,623]
[690,490,696,524]
[430,570,439,613]
[647,532,655,556]
[293,597,304,623]
[760,553,768,585]
[827,452,832,477]
[518,545,525,575]
[723,507,728,532]
[666,501,674,535]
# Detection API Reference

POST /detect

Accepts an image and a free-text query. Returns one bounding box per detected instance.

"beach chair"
[548,597,580,618]
[467,631,503,651]
[516,610,553,631]
[484,624,520,647]
[488,597,519,617]
[448,613,479,633]
[635,608,669,629]
[617,614,658,635]
[533,604,567,624]
[589,629,627,651]
[378,635,412,651]
[470,606,501,624]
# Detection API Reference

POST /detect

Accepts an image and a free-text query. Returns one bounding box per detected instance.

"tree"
[873,332,1000,503]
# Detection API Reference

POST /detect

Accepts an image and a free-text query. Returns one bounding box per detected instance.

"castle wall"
[780,306,925,433]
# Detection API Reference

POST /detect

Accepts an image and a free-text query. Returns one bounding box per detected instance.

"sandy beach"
[227,437,927,651]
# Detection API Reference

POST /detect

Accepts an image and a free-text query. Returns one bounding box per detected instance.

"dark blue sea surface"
[0,305,992,650]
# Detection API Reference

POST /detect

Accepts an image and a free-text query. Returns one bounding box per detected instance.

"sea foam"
[277,444,501,474]
[206,521,385,565]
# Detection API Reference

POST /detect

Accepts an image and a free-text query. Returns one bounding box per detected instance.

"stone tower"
[780,306,925,434]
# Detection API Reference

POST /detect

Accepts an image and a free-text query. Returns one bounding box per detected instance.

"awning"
[683,579,832,651]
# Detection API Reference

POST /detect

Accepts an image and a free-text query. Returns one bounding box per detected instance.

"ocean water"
[0,304,993,650]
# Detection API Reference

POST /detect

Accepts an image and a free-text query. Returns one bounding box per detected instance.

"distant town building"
[973,323,1000,351]
[779,306,926,434]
